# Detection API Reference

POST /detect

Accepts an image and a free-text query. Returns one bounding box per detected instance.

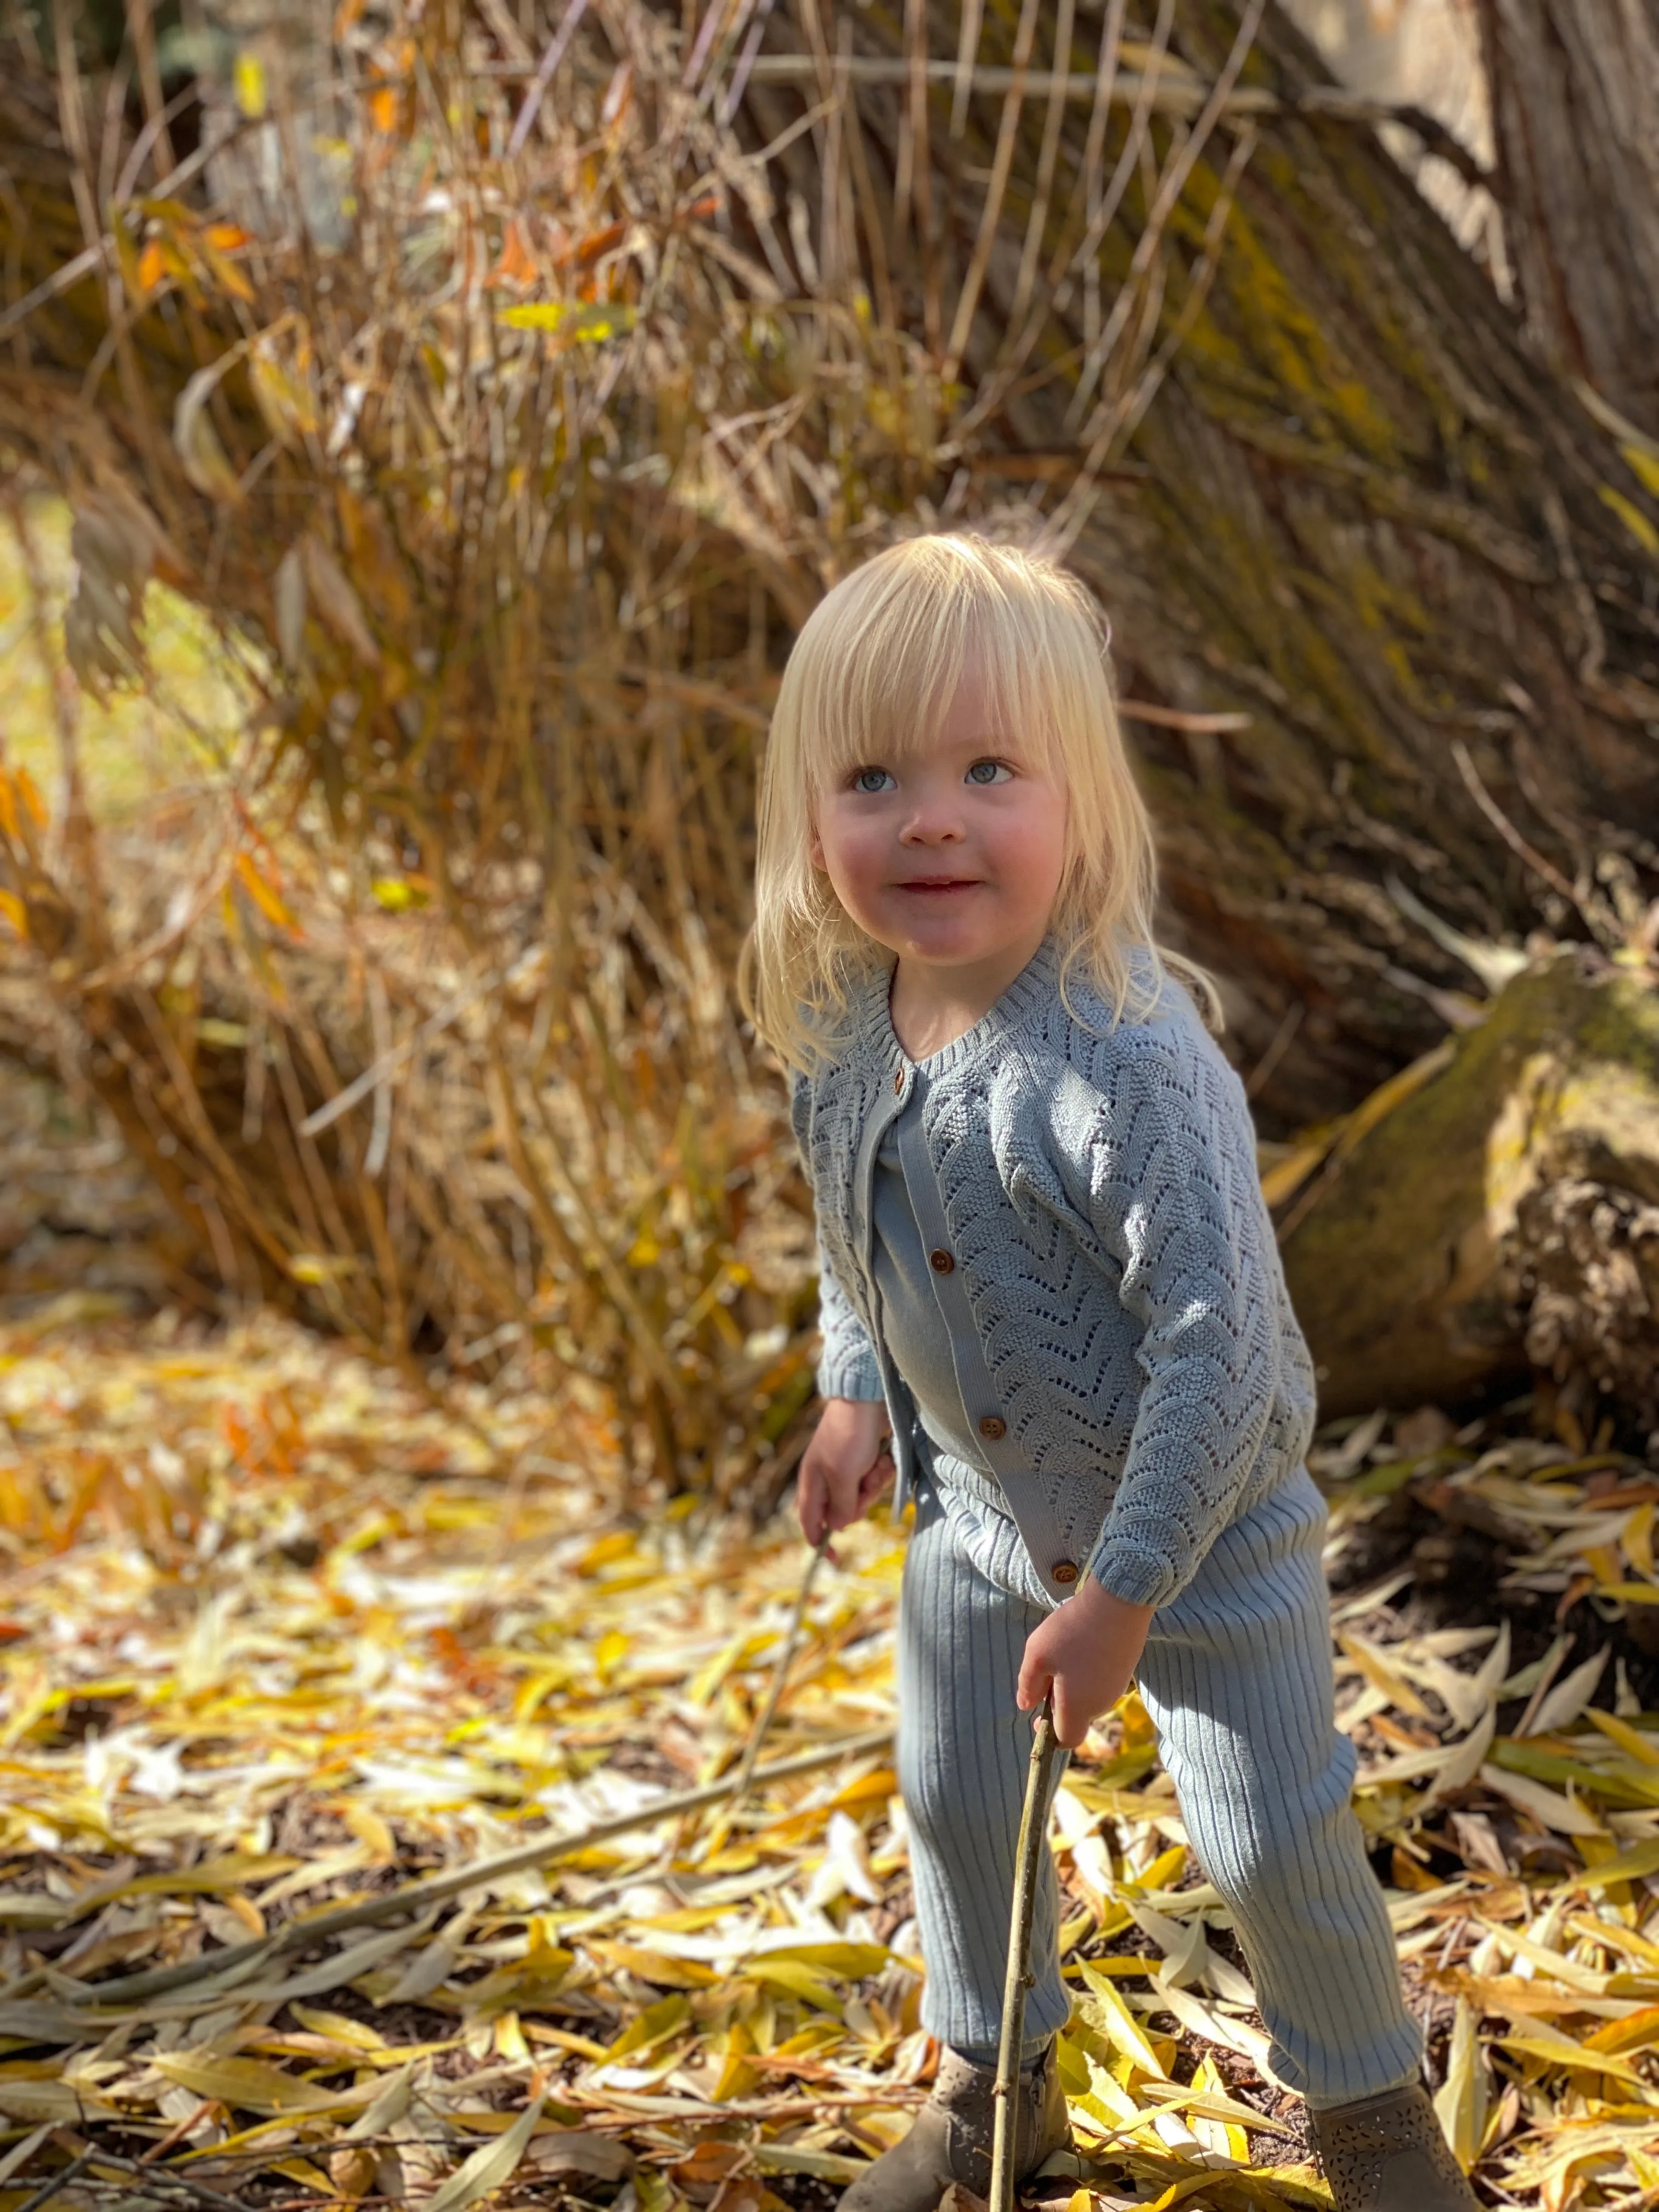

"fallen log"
[1280,949,1659,1438]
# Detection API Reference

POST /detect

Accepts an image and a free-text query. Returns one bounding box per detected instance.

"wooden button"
[978,1414,1006,1441]
[1051,1560,1080,1586]
[893,1068,904,1093]
[929,1248,955,1274]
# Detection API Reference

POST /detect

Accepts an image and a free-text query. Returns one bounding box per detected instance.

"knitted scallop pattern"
[792,941,1317,1610]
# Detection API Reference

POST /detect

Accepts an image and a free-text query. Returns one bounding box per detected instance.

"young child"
[743,536,1476,2212]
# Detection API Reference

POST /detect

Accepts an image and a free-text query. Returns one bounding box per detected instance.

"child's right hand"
[797,1398,893,1549]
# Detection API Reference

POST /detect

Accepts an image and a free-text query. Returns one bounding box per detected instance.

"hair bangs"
[795,555,977,793]
[814,545,1082,791]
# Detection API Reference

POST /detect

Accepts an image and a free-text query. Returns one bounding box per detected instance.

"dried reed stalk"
[0,0,1262,1504]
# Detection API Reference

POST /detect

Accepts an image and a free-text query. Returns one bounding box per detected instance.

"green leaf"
[1491,1737,1657,1808]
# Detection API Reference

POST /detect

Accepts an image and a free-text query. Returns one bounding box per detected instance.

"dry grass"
[0,0,1264,1502]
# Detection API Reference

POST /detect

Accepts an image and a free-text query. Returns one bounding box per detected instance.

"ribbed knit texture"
[899,1468,1424,2103]
[897,1477,1071,2065]
[1138,1470,1423,2104]
[791,938,1318,1609]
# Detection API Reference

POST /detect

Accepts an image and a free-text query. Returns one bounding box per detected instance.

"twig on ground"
[13,2145,95,2212]
[729,1532,831,1808]
[4,1724,894,2012]
[73,2142,246,2211]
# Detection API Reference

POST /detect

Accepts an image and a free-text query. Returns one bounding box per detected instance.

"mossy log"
[1280,951,1659,1435]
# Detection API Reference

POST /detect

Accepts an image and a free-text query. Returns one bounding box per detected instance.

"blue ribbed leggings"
[895,1465,1423,2107]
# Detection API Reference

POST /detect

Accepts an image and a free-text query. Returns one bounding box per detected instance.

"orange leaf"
[559,218,626,270]
[369,84,399,133]
[488,219,539,289]
[201,240,256,305]
[136,238,168,296]
[672,2143,747,2193]
[221,1407,255,1464]
[15,766,47,828]
[113,224,148,306]
[0,890,26,940]
[234,850,301,935]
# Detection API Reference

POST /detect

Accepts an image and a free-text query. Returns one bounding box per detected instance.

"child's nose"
[899,797,965,841]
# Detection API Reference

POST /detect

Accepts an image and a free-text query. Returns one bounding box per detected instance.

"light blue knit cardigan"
[789,938,1318,1610]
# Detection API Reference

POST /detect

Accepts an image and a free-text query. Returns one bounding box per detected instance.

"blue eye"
[853,767,895,794]
[966,759,1012,785]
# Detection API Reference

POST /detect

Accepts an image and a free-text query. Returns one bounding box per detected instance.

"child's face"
[809,663,1068,974]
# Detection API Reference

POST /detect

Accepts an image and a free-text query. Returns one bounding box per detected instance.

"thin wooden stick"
[13,2147,98,2212]
[990,1700,1062,2212]
[729,1533,831,1805]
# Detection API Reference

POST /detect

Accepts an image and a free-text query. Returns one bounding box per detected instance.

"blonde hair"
[741,533,1220,1071]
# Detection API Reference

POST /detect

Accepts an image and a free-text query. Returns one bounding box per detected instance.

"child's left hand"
[1017,1577,1155,1748]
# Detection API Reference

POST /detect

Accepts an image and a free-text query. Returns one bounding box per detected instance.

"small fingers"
[823,1470,864,1533]
[856,1453,894,1512]
[825,1475,855,1531]
[1049,1680,1086,1748]
[1015,1648,1048,1716]
[797,1467,828,1547]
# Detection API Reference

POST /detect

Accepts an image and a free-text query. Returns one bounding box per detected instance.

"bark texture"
[1477,0,1659,433]
[747,1,1659,1130]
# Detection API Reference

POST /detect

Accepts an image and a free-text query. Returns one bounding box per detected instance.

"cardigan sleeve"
[812,1232,885,1402]
[790,1071,884,1404]
[1071,1029,1284,1610]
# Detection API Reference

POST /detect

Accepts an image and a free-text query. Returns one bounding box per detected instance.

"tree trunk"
[758,0,1659,1130]
[1476,0,1659,435]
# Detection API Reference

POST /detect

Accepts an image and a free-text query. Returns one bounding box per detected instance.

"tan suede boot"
[1310,2084,1482,2212]
[838,2044,1070,2212]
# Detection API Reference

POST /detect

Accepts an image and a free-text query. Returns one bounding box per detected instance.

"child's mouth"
[897,879,980,894]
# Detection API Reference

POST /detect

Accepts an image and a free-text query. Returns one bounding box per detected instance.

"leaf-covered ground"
[0,1310,1656,2211]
